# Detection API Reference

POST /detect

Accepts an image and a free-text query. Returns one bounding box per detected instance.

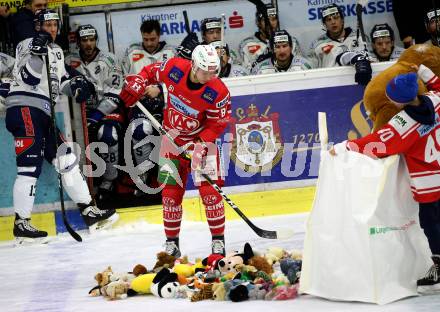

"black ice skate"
[13,213,50,245]
[211,236,225,255]
[78,203,119,233]
[164,239,181,258]
[417,255,440,293]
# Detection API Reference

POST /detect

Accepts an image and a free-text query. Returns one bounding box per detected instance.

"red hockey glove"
[119,74,147,108]
[191,142,208,171]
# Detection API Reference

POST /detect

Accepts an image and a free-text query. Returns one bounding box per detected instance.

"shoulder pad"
[99,51,118,66]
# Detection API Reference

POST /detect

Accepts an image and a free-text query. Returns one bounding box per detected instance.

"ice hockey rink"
[1,213,439,312]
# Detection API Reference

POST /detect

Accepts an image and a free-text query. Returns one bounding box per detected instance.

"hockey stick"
[356,0,368,52]
[220,13,225,48]
[183,10,191,35]
[271,0,280,30]
[248,0,274,39]
[45,55,82,242]
[80,102,94,193]
[135,101,293,239]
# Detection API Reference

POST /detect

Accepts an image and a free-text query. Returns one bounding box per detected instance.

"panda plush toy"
[150,268,180,298]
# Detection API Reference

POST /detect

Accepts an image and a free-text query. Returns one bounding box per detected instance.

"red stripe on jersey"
[21,107,34,136]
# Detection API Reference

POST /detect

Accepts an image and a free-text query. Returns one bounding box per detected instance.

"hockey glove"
[29,32,51,56]
[351,54,372,86]
[70,76,93,103]
[191,141,208,171]
[176,32,200,60]
[119,74,147,108]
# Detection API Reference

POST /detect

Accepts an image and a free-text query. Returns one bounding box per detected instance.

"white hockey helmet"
[191,44,220,74]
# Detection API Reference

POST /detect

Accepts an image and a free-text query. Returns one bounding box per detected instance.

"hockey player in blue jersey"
[4,9,118,243]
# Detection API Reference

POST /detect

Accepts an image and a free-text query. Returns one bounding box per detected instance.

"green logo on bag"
[158,158,180,186]
[369,220,416,235]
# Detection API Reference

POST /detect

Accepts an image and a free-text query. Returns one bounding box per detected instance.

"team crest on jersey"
[230,104,283,173]
[168,107,200,132]
[14,137,34,156]
[70,60,81,68]
[248,45,261,54]
[168,66,184,83]
[322,44,334,54]
[201,87,218,104]
[95,65,101,75]
[132,53,144,62]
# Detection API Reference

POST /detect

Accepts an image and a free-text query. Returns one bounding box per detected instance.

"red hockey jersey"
[347,90,440,203]
[138,57,231,146]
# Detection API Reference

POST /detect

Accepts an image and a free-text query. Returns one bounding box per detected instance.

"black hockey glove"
[70,76,94,103]
[176,32,199,60]
[30,32,51,56]
[351,54,372,86]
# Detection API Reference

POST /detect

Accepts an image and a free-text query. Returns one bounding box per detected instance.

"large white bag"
[300,151,433,304]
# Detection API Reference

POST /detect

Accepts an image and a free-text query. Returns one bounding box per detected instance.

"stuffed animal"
[173,263,194,278]
[128,273,156,295]
[364,44,440,131]
[94,266,114,288]
[228,283,251,302]
[280,259,302,285]
[228,282,268,301]
[150,268,180,298]
[264,247,285,265]
[190,283,214,302]
[101,280,130,300]
[217,243,254,275]
[132,264,148,276]
[89,266,136,297]
[265,284,299,300]
[202,254,224,272]
[152,252,176,272]
[212,282,226,301]
[248,255,273,275]
[248,283,268,300]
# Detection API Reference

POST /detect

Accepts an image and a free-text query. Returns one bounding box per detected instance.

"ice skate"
[13,213,50,246]
[79,204,119,233]
[211,236,225,255]
[418,255,440,293]
[164,239,181,258]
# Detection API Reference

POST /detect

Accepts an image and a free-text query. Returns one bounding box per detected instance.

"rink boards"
[0,186,315,240]
[0,63,393,240]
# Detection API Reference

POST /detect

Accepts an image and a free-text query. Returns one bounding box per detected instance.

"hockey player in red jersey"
[119,45,231,257]
[331,65,440,292]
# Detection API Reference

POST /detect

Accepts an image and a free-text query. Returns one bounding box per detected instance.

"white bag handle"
[318,112,328,151]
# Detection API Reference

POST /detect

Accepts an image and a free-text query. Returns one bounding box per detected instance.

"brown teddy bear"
[364,44,440,131]
[152,251,176,272]
[101,280,130,300]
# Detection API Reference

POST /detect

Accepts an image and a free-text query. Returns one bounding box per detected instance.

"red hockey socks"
[162,187,184,238]
[200,184,225,237]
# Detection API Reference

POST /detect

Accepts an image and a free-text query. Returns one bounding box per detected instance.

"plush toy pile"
[88,242,302,302]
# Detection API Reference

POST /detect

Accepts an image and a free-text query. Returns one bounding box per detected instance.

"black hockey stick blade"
[63,212,82,242]
[201,172,294,240]
[183,10,191,34]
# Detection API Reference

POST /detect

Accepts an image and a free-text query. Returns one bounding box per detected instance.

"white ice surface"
[1,213,439,312]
